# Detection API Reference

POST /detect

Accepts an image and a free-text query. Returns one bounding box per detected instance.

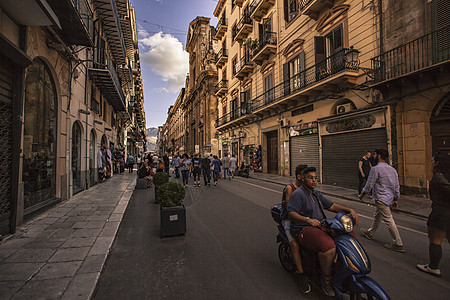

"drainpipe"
[85,55,89,190]
[379,0,383,54]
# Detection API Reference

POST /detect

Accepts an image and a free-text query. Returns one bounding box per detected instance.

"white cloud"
[139,30,188,93]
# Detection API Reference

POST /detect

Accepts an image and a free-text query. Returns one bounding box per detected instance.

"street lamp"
[345,46,360,65]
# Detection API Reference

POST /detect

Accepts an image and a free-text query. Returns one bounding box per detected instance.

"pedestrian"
[180,154,191,187]
[358,150,372,197]
[229,155,237,178]
[359,148,405,253]
[163,153,170,174]
[208,153,214,180]
[137,160,153,187]
[222,155,230,179]
[136,154,142,171]
[212,155,221,185]
[126,154,134,173]
[191,153,201,187]
[417,153,450,277]
[201,154,211,186]
[173,153,181,179]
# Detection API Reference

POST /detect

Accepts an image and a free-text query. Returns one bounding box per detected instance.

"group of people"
[171,153,238,187]
[97,146,126,181]
[280,148,449,296]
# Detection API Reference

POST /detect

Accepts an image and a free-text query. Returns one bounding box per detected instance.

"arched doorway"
[431,93,450,154]
[89,129,96,186]
[23,58,57,211]
[101,134,108,148]
[72,122,83,194]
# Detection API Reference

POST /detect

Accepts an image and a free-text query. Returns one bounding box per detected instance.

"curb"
[249,176,428,220]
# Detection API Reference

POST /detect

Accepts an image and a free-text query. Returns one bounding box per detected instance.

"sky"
[130,0,219,128]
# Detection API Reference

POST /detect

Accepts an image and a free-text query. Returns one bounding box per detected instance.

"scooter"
[236,163,250,178]
[270,204,390,300]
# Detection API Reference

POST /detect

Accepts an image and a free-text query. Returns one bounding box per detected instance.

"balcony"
[251,31,277,65]
[249,0,275,22]
[251,48,359,114]
[215,104,252,130]
[300,0,334,20]
[233,14,253,42]
[233,55,254,79]
[215,15,228,40]
[215,80,228,96]
[372,25,450,85]
[215,49,229,68]
[89,53,126,112]
[47,0,94,46]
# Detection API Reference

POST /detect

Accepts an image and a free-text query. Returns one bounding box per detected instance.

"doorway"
[266,131,278,174]
[431,93,450,155]
[72,122,83,194]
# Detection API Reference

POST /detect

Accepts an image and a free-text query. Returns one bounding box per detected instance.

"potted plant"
[153,172,169,203]
[159,182,186,237]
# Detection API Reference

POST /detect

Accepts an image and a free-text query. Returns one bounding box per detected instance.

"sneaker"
[298,273,311,294]
[384,243,405,253]
[214,182,217,186]
[208,183,211,186]
[321,276,335,297]
[229,177,231,180]
[360,228,373,240]
[416,264,441,277]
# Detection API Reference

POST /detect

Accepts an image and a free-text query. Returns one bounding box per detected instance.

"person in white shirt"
[229,155,237,179]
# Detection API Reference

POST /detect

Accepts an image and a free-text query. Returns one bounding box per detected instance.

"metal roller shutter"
[0,53,14,235]
[322,128,387,188]
[290,134,319,176]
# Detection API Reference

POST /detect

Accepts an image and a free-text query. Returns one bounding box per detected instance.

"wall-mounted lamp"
[79,109,90,115]
[105,128,112,132]
[94,120,103,125]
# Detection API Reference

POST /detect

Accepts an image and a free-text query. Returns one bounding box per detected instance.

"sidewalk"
[249,172,431,219]
[0,172,136,299]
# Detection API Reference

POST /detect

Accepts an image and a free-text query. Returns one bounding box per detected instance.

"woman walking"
[212,155,221,186]
[417,153,450,276]
[180,154,191,188]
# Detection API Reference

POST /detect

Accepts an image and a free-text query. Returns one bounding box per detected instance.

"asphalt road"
[93,176,450,299]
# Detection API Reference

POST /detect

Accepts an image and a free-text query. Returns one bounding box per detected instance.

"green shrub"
[158,182,186,207]
[153,172,169,186]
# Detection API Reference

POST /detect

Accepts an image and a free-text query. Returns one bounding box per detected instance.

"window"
[241,89,251,114]
[231,98,237,119]
[284,0,299,23]
[283,51,305,95]
[223,104,227,117]
[315,24,344,79]
[264,73,273,104]
[222,68,227,81]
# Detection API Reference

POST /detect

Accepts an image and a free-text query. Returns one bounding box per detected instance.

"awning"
[0,33,32,67]
[0,0,61,29]
[89,68,126,112]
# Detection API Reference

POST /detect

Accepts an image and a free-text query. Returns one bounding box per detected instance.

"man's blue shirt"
[362,162,400,206]
[287,186,334,236]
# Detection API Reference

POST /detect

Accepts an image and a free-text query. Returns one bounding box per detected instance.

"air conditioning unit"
[336,103,353,114]
[280,118,290,127]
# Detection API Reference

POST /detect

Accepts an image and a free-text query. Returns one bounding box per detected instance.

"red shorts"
[297,226,357,253]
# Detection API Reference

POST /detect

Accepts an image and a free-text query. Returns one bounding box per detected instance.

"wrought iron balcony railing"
[214,79,228,94]
[300,0,315,10]
[252,31,277,57]
[216,103,250,127]
[249,0,263,16]
[251,48,357,111]
[372,25,450,84]
[233,13,252,41]
[233,55,253,76]
[215,48,228,64]
[215,14,228,32]
[73,0,94,38]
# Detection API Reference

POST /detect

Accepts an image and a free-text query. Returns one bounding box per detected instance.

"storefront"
[289,122,319,177]
[319,107,389,188]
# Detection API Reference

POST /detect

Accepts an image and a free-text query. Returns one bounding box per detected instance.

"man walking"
[173,153,181,179]
[229,155,237,178]
[201,154,211,186]
[358,150,372,197]
[221,155,230,179]
[359,148,405,253]
[163,153,170,174]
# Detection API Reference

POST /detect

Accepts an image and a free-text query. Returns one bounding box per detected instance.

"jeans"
[368,200,403,246]
[223,168,229,179]
[164,165,169,174]
[203,170,210,185]
[213,172,219,183]
[358,173,367,195]
[181,170,189,186]
[174,167,180,178]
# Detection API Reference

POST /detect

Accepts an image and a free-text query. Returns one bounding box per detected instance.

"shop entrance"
[266,131,278,174]
[431,93,450,155]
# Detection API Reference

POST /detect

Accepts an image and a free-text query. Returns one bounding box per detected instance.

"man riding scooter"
[287,167,360,297]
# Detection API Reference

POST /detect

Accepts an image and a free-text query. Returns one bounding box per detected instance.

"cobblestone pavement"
[0,172,136,300]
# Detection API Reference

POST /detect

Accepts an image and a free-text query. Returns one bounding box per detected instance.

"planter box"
[160,204,186,237]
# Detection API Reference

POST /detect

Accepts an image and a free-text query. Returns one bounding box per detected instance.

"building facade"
[0,0,146,235]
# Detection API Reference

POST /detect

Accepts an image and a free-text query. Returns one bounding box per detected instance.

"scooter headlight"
[340,214,353,233]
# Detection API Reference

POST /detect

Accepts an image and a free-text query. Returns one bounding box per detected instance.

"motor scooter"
[270,204,390,300]
[236,162,250,178]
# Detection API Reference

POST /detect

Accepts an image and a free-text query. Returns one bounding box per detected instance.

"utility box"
[160,205,186,237]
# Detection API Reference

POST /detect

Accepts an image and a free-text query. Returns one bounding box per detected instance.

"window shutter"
[283,62,290,96]
[284,0,289,23]
[333,25,343,52]
[314,36,326,63]
[299,51,305,88]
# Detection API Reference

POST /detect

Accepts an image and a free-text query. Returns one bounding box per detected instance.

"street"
[94,176,450,299]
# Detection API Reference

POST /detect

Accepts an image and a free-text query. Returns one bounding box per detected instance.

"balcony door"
[283,52,305,96]
[72,122,83,195]
[315,24,344,79]
[231,98,237,120]
[432,0,450,63]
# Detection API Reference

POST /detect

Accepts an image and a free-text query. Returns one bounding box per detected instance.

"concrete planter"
[160,204,186,237]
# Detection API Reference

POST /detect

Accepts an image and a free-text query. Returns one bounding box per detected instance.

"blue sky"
[130,0,218,128]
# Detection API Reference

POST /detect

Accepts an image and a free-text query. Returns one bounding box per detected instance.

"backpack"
[281,183,297,220]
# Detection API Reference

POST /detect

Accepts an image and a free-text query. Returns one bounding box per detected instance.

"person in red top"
[282,165,310,294]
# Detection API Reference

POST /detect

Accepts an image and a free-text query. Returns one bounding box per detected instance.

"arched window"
[72,122,82,194]
[23,59,57,209]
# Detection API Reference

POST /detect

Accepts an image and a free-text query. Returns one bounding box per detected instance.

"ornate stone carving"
[326,114,376,133]
[316,5,350,33]
[282,38,305,58]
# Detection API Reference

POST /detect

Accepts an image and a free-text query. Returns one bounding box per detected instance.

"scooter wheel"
[278,242,296,272]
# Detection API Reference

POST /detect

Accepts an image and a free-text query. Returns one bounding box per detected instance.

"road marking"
[235,178,428,236]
